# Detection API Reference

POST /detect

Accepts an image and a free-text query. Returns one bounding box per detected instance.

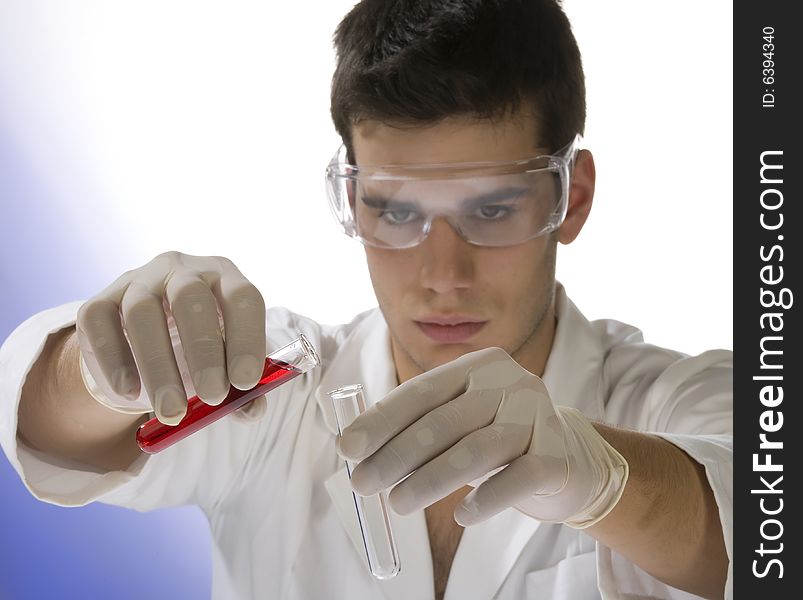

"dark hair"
[330,0,586,159]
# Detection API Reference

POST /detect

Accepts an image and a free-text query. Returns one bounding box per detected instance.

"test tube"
[329,384,401,580]
[136,335,320,453]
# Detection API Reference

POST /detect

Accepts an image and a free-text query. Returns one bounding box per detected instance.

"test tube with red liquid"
[136,335,320,453]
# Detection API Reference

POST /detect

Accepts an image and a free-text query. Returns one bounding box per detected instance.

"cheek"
[365,249,413,296]
[478,244,552,303]
[480,247,539,282]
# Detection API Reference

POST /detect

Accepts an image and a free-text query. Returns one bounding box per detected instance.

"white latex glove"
[76,251,268,425]
[338,347,628,528]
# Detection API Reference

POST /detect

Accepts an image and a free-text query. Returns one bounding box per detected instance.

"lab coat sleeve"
[0,301,326,513]
[596,341,733,600]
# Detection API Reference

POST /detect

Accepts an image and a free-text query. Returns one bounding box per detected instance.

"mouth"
[415,319,488,343]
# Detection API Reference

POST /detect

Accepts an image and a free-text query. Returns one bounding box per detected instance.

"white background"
[0,0,732,355]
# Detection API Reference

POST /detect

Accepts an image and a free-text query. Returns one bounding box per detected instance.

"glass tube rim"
[296,333,322,369]
[328,383,364,401]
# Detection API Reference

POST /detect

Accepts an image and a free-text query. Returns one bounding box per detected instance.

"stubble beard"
[384,242,558,380]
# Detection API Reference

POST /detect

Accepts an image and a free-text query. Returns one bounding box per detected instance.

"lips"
[415,319,487,343]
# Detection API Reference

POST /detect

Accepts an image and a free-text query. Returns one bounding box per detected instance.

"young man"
[1,1,731,599]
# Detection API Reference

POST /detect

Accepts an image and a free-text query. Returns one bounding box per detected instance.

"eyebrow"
[360,195,418,210]
[359,186,529,210]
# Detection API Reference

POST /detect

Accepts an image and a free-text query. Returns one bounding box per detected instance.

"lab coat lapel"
[444,507,540,600]
[315,309,435,600]
[445,284,606,599]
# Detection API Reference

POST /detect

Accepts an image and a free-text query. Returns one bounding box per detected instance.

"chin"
[417,340,486,370]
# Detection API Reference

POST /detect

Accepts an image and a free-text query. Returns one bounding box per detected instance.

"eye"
[475,205,514,220]
[379,209,420,224]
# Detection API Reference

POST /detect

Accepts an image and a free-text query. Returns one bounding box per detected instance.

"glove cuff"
[557,406,629,529]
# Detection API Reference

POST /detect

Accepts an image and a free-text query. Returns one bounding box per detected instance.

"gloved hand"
[338,346,628,528]
[76,251,267,425]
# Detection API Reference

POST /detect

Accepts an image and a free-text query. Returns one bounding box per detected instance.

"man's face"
[352,113,561,383]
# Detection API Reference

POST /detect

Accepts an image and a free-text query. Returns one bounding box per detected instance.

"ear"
[557,149,595,244]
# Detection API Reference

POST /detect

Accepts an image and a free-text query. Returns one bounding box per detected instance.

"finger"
[349,388,499,494]
[338,357,472,460]
[210,259,267,391]
[339,346,519,460]
[121,281,188,425]
[76,297,141,399]
[165,271,229,405]
[386,421,531,514]
[454,451,567,526]
[492,372,546,425]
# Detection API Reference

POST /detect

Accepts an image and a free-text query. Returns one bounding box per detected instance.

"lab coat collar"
[313,283,606,599]
[541,283,606,421]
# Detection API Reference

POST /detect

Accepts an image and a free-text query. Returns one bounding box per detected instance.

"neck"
[510,305,556,378]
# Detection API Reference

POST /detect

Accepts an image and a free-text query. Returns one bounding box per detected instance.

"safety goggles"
[325,135,581,249]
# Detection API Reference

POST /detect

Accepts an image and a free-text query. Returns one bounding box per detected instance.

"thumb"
[231,394,268,422]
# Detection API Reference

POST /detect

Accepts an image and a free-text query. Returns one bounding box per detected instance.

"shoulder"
[264,305,378,336]
[557,287,732,432]
[264,305,380,359]
[588,315,732,389]
[555,286,688,389]
[587,315,732,433]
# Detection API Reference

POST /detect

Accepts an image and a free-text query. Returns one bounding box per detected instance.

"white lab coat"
[0,284,733,599]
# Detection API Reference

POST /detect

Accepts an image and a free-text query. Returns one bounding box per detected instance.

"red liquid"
[136,358,301,454]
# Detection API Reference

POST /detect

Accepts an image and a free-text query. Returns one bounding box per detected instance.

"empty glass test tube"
[329,384,401,580]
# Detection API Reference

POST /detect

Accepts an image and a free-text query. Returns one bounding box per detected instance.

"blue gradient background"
[0,125,212,598]
[0,2,356,597]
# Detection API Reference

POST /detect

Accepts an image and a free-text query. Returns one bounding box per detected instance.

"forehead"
[352,112,544,166]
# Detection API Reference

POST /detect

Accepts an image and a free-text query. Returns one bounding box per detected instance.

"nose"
[418,217,475,293]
